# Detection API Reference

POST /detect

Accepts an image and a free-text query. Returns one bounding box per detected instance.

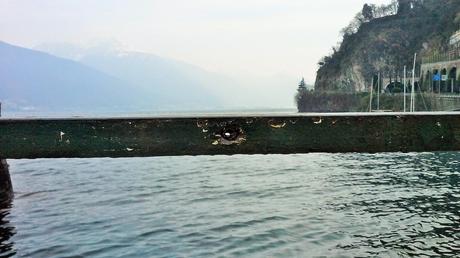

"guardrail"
[422,49,460,64]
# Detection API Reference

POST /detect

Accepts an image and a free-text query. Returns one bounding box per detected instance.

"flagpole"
[377,73,380,111]
[404,66,407,112]
[411,53,417,112]
[369,76,374,112]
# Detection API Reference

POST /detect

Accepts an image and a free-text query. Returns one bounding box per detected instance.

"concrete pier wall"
[0,159,12,206]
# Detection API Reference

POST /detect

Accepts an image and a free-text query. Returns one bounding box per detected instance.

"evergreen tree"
[296,78,308,112]
[297,77,307,93]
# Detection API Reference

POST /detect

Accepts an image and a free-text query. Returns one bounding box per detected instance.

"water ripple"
[1,153,460,257]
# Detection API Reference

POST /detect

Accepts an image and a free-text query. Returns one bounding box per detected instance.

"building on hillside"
[420,30,460,93]
[449,30,460,46]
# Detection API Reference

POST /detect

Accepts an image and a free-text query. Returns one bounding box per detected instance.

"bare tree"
[362,4,374,21]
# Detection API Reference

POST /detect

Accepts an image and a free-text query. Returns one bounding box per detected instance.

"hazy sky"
[0,0,390,83]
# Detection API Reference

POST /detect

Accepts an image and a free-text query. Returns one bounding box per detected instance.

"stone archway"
[433,69,440,93]
[425,70,432,92]
[441,68,448,92]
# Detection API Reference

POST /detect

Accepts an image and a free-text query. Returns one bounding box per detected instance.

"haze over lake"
[2,0,460,257]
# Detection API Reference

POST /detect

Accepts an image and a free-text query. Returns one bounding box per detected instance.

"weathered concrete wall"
[297,92,460,113]
[4,115,460,155]
[0,159,12,206]
[430,95,460,111]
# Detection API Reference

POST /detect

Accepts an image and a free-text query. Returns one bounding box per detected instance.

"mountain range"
[1,41,297,113]
[0,41,225,112]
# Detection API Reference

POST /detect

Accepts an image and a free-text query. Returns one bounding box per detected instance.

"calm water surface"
[1,153,460,257]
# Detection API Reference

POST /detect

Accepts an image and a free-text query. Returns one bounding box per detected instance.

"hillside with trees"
[315,0,460,92]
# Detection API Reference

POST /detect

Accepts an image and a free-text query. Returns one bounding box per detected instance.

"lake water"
[0,153,459,257]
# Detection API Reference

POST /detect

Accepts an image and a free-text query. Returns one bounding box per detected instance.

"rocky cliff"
[315,0,460,92]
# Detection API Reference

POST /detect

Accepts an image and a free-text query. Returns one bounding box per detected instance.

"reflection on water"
[1,153,460,257]
[0,205,15,257]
